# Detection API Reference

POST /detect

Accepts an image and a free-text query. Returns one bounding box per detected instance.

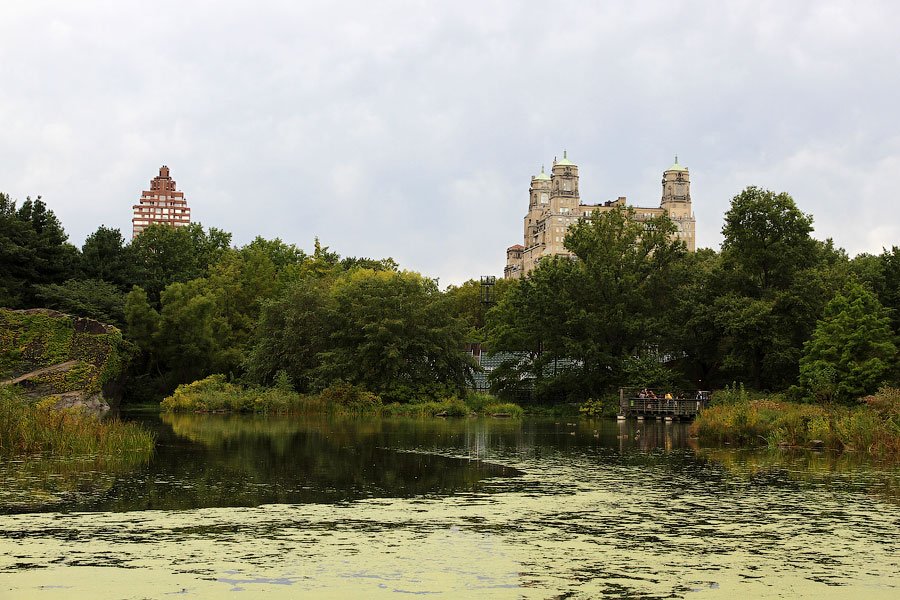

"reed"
[0,388,154,457]
[691,386,900,457]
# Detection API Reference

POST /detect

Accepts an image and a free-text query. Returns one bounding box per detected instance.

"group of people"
[637,389,709,402]
[637,388,680,400]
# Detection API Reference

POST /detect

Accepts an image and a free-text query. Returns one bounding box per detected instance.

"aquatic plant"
[691,387,900,456]
[0,387,154,457]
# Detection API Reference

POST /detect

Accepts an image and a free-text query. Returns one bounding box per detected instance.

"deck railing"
[618,389,710,420]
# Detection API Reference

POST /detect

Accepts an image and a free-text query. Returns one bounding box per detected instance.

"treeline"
[1,187,898,406]
[1,192,473,402]
[486,187,899,405]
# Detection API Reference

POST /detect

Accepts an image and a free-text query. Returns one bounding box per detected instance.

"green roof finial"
[564,150,568,159]
[675,154,678,164]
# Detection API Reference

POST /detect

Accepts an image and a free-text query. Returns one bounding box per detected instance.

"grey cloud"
[1,1,897,286]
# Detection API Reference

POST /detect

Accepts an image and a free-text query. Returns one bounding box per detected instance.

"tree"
[129,223,232,303]
[246,269,475,401]
[714,187,834,389]
[317,270,474,401]
[663,248,725,388]
[33,279,126,325]
[245,277,332,390]
[154,279,232,384]
[852,246,900,336]
[487,207,687,400]
[124,286,161,374]
[0,193,78,307]
[799,281,898,403]
[720,186,817,293]
[444,277,514,334]
[80,225,132,288]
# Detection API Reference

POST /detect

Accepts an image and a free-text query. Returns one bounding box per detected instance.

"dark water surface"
[1,413,898,598]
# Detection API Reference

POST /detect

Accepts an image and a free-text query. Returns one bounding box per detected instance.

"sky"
[1,0,898,286]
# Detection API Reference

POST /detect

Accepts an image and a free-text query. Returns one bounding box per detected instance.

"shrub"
[317,381,382,414]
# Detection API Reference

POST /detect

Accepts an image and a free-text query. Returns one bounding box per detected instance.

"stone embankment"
[0,308,132,411]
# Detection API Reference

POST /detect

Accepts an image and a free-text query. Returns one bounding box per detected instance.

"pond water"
[1,413,899,598]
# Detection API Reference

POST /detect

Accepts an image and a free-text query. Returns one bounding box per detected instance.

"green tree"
[317,270,474,401]
[154,279,232,384]
[714,187,835,389]
[124,286,161,375]
[130,223,232,303]
[664,248,725,388]
[33,279,126,324]
[852,246,900,336]
[799,281,898,403]
[245,277,332,390]
[487,207,687,400]
[80,225,132,288]
[444,277,514,333]
[0,193,78,307]
[247,269,474,401]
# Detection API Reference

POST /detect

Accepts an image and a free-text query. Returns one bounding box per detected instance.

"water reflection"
[1,414,899,598]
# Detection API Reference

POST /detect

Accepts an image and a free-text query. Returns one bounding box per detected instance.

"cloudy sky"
[1,1,897,285]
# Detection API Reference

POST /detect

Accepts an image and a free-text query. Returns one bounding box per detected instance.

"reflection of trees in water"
[11,414,522,513]
[696,447,900,504]
[0,453,150,514]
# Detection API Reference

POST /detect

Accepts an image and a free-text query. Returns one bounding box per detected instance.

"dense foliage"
[1,184,897,407]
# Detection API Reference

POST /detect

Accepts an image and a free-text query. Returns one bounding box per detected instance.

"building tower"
[659,156,695,251]
[132,165,192,238]
[525,166,551,245]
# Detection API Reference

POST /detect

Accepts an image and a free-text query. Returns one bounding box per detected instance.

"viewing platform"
[618,389,710,421]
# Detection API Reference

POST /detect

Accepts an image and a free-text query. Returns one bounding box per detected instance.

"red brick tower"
[132,165,192,238]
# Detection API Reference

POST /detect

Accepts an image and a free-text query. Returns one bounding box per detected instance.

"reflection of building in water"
[505,152,696,279]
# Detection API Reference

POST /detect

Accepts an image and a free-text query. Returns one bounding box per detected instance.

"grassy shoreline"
[0,387,155,457]
[691,387,900,457]
[160,375,524,418]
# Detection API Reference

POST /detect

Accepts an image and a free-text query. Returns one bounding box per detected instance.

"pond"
[1,413,899,598]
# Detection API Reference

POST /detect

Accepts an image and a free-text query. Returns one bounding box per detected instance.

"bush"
[161,374,316,414]
[317,381,382,414]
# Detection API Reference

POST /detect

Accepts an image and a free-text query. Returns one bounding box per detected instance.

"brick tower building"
[132,165,191,238]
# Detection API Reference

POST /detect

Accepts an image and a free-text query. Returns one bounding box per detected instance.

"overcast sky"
[1,1,898,285]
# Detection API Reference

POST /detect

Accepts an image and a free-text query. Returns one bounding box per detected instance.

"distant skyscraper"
[132,165,191,238]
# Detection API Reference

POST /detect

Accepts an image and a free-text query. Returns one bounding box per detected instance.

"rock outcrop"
[0,308,133,411]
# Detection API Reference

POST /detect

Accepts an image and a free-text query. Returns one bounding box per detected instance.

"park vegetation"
[1,185,898,448]
[0,386,154,457]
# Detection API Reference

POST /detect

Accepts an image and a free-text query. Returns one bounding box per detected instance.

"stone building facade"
[132,165,192,238]
[504,153,695,279]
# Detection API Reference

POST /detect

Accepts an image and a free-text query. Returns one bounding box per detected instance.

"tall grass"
[0,388,154,457]
[691,386,900,457]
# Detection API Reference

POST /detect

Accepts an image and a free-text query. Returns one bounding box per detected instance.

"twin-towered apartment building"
[505,153,696,279]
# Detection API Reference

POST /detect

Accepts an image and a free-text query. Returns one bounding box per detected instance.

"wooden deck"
[618,389,710,421]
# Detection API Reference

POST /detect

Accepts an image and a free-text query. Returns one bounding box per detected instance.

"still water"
[1,413,899,599]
